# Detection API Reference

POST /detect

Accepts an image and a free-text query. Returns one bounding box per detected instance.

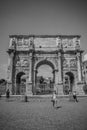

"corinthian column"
[33,69,37,95]
[29,53,33,82]
[77,52,82,82]
[7,51,14,94]
[58,52,62,84]
[26,37,34,95]
[26,52,33,95]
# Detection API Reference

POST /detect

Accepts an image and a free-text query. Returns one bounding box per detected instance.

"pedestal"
[26,81,33,96]
[69,92,74,101]
[7,81,12,95]
[76,82,85,95]
[58,83,64,95]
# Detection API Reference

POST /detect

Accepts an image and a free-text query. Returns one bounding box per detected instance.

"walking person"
[51,91,57,108]
[6,89,10,101]
[73,91,78,102]
[24,92,28,102]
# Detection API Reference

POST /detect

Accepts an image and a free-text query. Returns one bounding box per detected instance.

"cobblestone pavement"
[0,97,87,130]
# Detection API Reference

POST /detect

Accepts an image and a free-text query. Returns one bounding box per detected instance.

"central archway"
[35,60,55,95]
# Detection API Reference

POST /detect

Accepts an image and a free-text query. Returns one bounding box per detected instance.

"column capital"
[77,52,82,82]
[34,69,38,73]
[53,69,58,72]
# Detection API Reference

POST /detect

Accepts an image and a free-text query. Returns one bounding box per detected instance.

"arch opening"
[35,60,55,95]
[63,72,74,95]
[16,72,26,95]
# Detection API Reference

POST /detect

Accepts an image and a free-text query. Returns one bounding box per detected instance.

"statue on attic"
[9,38,16,49]
[56,37,62,49]
[29,37,34,49]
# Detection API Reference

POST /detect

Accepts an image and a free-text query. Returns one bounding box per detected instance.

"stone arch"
[66,72,74,87]
[35,59,55,70]
[36,59,55,82]
[63,71,74,94]
[35,60,56,82]
[34,59,56,94]
[16,72,26,95]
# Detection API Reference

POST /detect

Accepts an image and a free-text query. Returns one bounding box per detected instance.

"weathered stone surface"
[7,35,84,95]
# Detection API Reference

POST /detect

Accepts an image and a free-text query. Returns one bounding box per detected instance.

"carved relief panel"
[16,54,29,67]
[62,37,80,51]
[70,59,77,68]
[63,54,77,69]
[62,38,75,50]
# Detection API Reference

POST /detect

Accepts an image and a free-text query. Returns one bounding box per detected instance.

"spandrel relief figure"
[70,59,76,68]
[21,59,29,66]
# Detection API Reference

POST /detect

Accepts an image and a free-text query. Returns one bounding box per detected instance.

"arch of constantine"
[7,35,84,95]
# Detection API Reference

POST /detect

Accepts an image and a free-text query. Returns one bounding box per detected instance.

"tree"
[0,79,7,85]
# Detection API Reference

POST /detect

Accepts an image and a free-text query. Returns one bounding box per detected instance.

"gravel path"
[0,97,87,130]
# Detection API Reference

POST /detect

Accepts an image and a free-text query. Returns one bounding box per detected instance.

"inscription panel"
[34,38,57,51]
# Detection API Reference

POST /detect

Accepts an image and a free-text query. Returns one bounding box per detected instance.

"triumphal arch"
[7,35,84,95]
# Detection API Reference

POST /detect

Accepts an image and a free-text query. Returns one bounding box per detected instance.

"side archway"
[63,71,74,95]
[16,72,26,95]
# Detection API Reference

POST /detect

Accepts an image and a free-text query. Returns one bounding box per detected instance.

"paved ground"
[0,97,87,130]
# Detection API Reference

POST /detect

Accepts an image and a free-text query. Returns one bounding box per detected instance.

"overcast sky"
[0,0,87,79]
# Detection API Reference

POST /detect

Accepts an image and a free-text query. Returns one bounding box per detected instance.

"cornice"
[9,34,81,39]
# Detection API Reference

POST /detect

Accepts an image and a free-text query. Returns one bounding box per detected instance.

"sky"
[37,65,53,78]
[0,0,87,79]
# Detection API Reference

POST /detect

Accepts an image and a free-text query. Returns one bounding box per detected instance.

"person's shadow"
[55,106,62,109]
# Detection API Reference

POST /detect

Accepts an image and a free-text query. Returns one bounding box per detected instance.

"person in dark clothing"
[73,91,78,102]
[6,89,10,99]
[51,91,57,107]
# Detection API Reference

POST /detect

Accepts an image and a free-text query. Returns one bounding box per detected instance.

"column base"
[57,83,64,95]
[26,81,33,96]
[76,82,85,95]
[7,81,12,95]
[58,81,63,85]
[69,92,75,101]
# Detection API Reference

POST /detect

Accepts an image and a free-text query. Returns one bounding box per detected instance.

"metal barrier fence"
[35,83,54,95]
